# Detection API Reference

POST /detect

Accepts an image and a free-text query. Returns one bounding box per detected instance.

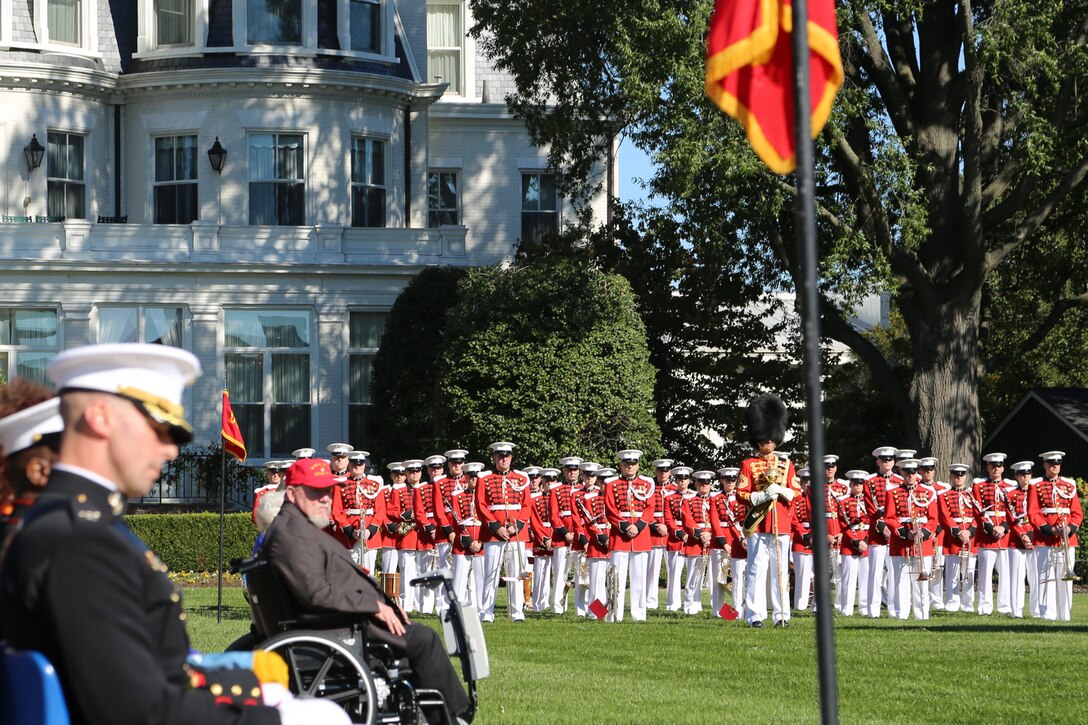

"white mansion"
[0,1,610,460]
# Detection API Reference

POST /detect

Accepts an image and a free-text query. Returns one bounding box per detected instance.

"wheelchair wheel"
[261,630,379,725]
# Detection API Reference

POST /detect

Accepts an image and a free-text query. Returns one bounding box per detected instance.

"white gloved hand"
[749,490,775,507]
[264,683,353,725]
[776,485,796,503]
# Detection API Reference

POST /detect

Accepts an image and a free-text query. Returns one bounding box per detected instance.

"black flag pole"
[217,378,226,624]
[790,0,839,722]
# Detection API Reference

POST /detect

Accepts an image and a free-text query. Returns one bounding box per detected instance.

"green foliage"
[126,512,257,572]
[369,266,468,461]
[158,442,262,503]
[437,258,662,464]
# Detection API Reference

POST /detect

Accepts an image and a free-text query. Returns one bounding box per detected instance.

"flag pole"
[217,382,227,624]
[790,0,839,722]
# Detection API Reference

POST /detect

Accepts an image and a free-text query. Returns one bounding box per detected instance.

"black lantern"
[207,137,227,174]
[24,134,45,172]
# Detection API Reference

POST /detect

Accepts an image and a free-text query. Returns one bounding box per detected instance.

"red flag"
[706,0,843,173]
[588,599,609,620]
[719,602,740,620]
[221,390,247,462]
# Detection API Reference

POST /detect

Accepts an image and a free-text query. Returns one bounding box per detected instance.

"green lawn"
[184,588,1088,724]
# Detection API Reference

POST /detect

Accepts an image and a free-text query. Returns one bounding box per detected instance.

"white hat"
[617,449,643,463]
[692,470,715,482]
[560,456,584,468]
[293,448,316,459]
[387,461,406,473]
[348,451,367,462]
[898,459,919,471]
[846,470,868,481]
[1010,461,1033,473]
[671,466,693,477]
[541,468,561,478]
[47,343,201,444]
[895,449,917,460]
[579,461,600,474]
[651,458,674,469]
[949,463,969,474]
[424,454,448,468]
[717,467,740,478]
[403,459,425,470]
[823,455,839,465]
[463,462,485,474]
[0,398,63,458]
[596,467,617,478]
[1039,450,1064,462]
[918,457,938,467]
[774,451,790,460]
[523,465,542,477]
[872,446,898,458]
[982,452,1007,465]
[797,468,811,478]
[444,449,469,461]
[489,441,515,454]
[326,443,353,456]
[263,460,281,471]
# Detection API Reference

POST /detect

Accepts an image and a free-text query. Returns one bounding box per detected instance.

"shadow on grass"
[834,621,1088,634]
[186,604,252,621]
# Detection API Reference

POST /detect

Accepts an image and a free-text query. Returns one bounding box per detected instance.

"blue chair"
[0,646,71,725]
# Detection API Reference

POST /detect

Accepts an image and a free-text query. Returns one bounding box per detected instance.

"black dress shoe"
[774,619,790,628]
[748,620,763,628]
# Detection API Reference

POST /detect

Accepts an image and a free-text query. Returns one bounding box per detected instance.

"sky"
[617,140,657,206]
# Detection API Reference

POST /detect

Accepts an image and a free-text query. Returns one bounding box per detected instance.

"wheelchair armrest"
[290,611,362,630]
[409,567,453,589]
[230,556,266,575]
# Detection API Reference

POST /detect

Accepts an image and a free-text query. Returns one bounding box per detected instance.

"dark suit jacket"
[0,468,279,725]
[262,501,407,648]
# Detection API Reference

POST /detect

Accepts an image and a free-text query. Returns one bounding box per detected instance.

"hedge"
[126,512,258,572]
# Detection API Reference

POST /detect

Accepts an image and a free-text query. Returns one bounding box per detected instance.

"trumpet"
[1058,513,1077,582]
[699,545,711,590]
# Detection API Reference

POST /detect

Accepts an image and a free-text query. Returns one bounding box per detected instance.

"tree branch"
[847,1,916,140]
[986,290,1088,373]
[958,0,986,283]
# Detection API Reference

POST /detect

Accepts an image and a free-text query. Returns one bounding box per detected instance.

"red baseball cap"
[286,458,336,488]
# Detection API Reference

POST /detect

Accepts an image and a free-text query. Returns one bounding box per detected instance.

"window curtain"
[349,312,385,348]
[350,0,379,52]
[248,0,302,44]
[349,355,373,404]
[272,354,309,403]
[14,309,58,346]
[157,0,192,45]
[144,308,183,347]
[427,4,460,90]
[49,0,81,45]
[98,308,139,344]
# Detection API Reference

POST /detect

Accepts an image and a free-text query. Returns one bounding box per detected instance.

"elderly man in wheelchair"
[233,457,487,725]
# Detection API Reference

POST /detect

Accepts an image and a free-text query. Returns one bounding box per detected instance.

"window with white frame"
[98,306,184,346]
[48,0,82,45]
[248,0,302,45]
[154,135,198,224]
[350,136,385,228]
[225,309,312,458]
[47,132,85,220]
[348,311,386,447]
[427,2,463,93]
[155,0,193,46]
[427,170,459,227]
[349,0,380,52]
[521,172,558,242]
[0,308,60,386]
[249,133,305,226]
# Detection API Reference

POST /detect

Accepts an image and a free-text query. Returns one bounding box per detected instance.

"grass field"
[184,588,1088,724]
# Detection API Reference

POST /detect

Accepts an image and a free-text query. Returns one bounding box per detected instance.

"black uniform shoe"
[748,620,763,628]
[774,619,790,628]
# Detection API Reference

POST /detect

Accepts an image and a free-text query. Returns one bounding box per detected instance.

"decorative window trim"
[246,131,308,226]
[427,168,460,227]
[150,133,200,225]
[31,0,100,56]
[135,0,205,54]
[349,135,388,228]
[427,0,476,100]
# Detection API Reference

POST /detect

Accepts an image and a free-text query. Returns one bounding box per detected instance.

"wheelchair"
[231,557,488,725]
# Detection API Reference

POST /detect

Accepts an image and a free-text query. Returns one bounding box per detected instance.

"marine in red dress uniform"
[1027,451,1082,621]
[937,463,977,613]
[475,442,531,622]
[573,467,611,619]
[835,472,870,616]
[661,465,691,612]
[884,459,938,619]
[861,446,902,618]
[679,472,714,615]
[604,449,656,622]
[972,452,1015,615]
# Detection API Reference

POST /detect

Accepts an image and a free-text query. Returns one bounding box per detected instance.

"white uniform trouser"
[709,549,729,616]
[381,547,399,576]
[609,550,649,622]
[864,544,889,617]
[551,546,572,613]
[432,541,452,615]
[452,553,484,611]
[731,557,747,613]
[943,552,976,612]
[1007,547,1031,618]
[745,533,790,624]
[683,555,705,614]
[353,542,378,574]
[587,557,609,619]
[1035,546,1075,621]
[532,552,553,612]
[837,554,868,616]
[976,547,1010,615]
[665,550,686,610]
[399,550,421,613]
[792,551,814,611]
[481,540,526,621]
[928,545,945,609]
[645,546,664,608]
[889,555,931,619]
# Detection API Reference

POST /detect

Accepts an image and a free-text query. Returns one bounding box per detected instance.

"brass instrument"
[577,550,590,586]
[395,506,418,536]
[717,549,732,589]
[743,455,785,535]
[957,492,973,592]
[1058,512,1077,582]
[604,562,620,621]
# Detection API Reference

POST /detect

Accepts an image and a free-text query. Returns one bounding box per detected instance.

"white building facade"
[0,0,610,460]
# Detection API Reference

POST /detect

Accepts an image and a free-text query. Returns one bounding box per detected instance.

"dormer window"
[248,0,302,45]
[156,0,193,46]
[349,0,380,52]
[49,0,82,45]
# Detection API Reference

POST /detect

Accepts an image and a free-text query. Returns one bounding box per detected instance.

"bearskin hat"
[746,393,788,447]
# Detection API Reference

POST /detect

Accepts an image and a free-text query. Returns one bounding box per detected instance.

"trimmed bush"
[126,512,258,572]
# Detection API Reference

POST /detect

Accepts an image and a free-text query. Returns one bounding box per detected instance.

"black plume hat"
[746,393,788,447]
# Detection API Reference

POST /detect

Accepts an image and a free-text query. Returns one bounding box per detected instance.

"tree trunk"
[907,291,983,470]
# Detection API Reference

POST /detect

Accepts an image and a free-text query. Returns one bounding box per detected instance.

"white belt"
[983,512,1005,519]
[801,523,811,529]
[619,512,644,518]
[559,510,572,517]
[346,509,363,515]
[898,517,929,523]
[592,523,610,531]
[1041,507,1071,514]
[540,522,552,528]
[825,513,836,519]
[952,517,972,524]
[421,512,434,519]
[653,512,664,518]
[492,504,522,511]
[460,518,481,526]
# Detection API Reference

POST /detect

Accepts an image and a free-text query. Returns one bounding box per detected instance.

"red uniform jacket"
[605,476,657,552]
[548,482,577,547]
[836,494,869,556]
[1028,477,1082,548]
[938,488,978,556]
[680,492,714,557]
[972,478,1014,549]
[737,455,799,536]
[646,484,667,548]
[386,482,421,550]
[449,486,483,556]
[790,491,815,554]
[529,491,553,556]
[333,476,385,547]
[864,472,902,543]
[431,475,465,539]
[574,488,609,559]
[661,488,688,553]
[1004,484,1034,551]
[710,491,744,556]
[475,470,531,544]
[885,483,938,557]
[411,482,439,551]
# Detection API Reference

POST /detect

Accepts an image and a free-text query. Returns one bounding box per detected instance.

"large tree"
[471,0,1088,466]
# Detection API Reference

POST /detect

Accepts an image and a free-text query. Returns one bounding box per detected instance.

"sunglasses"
[407,467,422,472]
[332,453,348,457]
[920,465,935,471]
[879,456,895,461]
[448,458,465,463]
[429,464,445,469]
[951,472,966,476]
[675,475,690,479]
[350,461,366,466]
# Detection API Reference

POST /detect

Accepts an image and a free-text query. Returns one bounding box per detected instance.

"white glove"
[264,683,352,725]
[775,485,796,503]
[749,490,775,507]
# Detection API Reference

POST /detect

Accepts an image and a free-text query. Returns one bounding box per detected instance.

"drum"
[382,572,400,599]
[522,571,533,602]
